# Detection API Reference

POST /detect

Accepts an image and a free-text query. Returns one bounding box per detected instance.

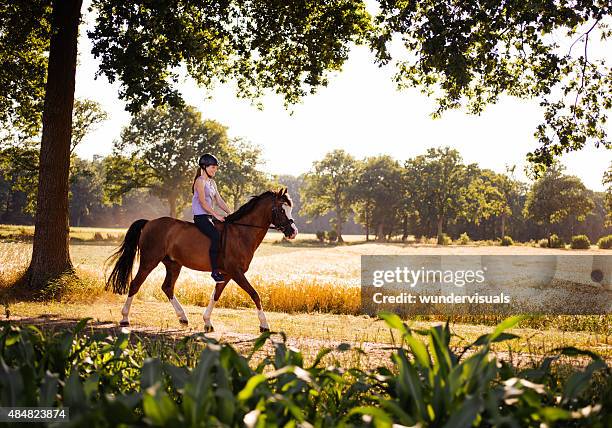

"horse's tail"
[105,219,148,294]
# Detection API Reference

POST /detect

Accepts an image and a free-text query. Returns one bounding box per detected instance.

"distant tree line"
[301,149,612,244]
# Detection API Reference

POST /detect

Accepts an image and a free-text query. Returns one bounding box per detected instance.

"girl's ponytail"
[192,167,201,194]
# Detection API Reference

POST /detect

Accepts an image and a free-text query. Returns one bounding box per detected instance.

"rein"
[223,221,275,230]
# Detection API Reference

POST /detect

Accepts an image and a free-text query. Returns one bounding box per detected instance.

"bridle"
[221,202,295,235]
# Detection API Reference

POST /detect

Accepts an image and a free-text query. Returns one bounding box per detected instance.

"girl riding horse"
[105,186,298,333]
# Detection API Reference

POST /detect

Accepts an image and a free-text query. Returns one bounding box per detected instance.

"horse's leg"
[161,258,187,326]
[232,271,270,332]
[120,259,157,327]
[202,279,230,333]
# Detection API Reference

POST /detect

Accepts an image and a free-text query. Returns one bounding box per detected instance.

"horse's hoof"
[179,319,189,326]
[119,321,130,327]
[204,324,214,333]
[259,326,270,333]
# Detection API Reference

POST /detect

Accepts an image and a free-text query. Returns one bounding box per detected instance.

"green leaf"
[309,347,333,369]
[378,311,409,335]
[164,363,189,391]
[442,396,483,428]
[0,357,24,406]
[345,406,393,428]
[540,406,572,422]
[143,388,179,426]
[73,318,92,335]
[141,358,162,390]
[490,316,525,341]
[39,371,58,407]
[63,367,85,409]
[249,330,272,358]
[237,374,267,401]
[404,334,431,368]
[562,360,606,405]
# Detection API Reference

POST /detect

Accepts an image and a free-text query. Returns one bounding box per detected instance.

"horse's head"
[272,188,298,239]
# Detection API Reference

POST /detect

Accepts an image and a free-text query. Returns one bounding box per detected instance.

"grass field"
[1,225,611,358]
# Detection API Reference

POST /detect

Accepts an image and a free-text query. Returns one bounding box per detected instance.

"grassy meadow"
[1,224,611,358]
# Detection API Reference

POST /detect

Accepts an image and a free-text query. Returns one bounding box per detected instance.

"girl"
[192,153,232,283]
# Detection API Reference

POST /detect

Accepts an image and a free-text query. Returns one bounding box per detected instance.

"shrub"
[539,239,549,248]
[500,235,514,246]
[597,235,612,249]
[93,232,104,241]
[315,230,326,243]
[457,232,470,245]
[0,318,609,427]
[437,233,451,245]
[327,230,338,242]
[548,234,565,248]
[570,234,591,249]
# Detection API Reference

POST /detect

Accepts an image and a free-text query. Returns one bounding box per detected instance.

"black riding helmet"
[198,153,219,168]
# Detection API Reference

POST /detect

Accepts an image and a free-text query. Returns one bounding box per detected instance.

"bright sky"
[74,8,611,191]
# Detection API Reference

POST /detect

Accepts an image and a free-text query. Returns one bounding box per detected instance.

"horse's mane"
[225,191,276,223]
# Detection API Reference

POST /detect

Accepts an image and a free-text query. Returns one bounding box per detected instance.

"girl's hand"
[215,214,225,222]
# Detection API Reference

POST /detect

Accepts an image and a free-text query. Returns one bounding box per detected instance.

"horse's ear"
[282,187,287,195]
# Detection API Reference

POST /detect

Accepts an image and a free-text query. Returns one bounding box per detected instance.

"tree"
[69,157,106,227]
[373,1,612,174]
[0,144,39,222]
[0,98,108,219]
[0,0,50,140]
[301,150,358,243]
[351,156,403,241]
[463,169,522,238]
[70,98,108,153]
[1,0,371,289]
[106,105,228,218]
[0,142,38,214]
[219,140,270,211]
[404,147,473,242]
[524,164,595,237]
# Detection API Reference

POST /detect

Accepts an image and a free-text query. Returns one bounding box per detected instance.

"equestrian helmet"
[198,153,219,168]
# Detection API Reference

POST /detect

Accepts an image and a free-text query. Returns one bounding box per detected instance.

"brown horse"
[105,188,298,332]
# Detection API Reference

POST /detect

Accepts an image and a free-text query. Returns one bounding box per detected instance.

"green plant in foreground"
[0,318,610,427]
[343,313,610,427]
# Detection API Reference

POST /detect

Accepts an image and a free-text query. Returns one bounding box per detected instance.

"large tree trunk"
[26,0,83,290]
[500,212,506,238]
